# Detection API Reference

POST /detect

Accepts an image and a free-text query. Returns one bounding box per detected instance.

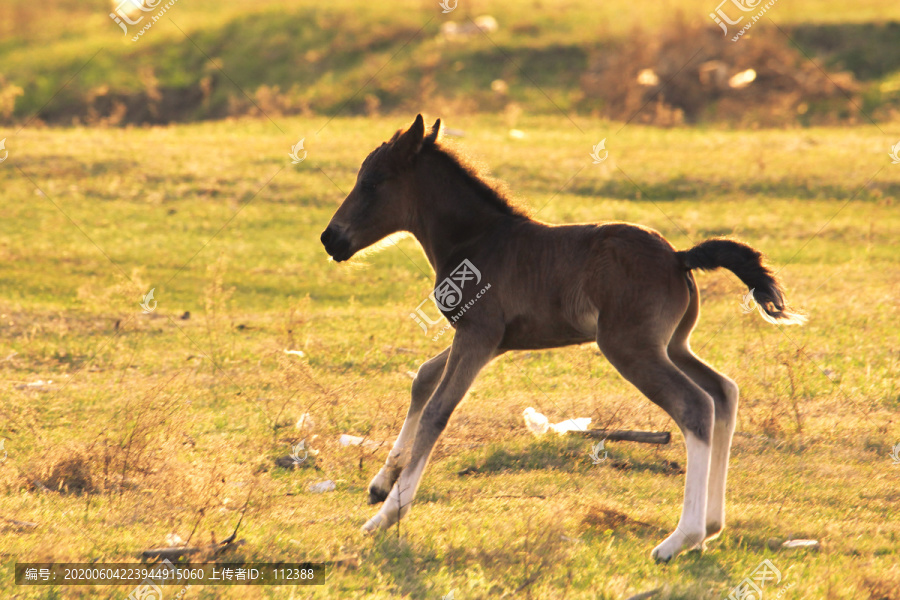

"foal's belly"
[498,311,599,350]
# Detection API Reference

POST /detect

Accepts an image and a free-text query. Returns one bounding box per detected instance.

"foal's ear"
[394,114,426,160]
[424,118,442,145]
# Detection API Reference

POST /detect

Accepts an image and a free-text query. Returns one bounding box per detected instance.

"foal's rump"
[470,223,802,351]
[584,222,692,321]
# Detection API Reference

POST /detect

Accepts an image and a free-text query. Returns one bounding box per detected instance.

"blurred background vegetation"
[2,0,900,127]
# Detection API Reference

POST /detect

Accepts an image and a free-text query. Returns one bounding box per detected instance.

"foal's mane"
[420,138,531,219]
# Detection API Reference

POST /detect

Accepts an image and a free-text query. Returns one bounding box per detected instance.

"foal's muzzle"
[320,226,352,262]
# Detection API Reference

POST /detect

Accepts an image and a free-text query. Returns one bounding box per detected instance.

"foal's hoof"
[704,521,724,542]
[361,508,400,533]
[367,482,391,505]
[651,545,674,564]
[361,513,386,533]
[368,488,388,505]
[651,528,704,563]
[367,469,397,505]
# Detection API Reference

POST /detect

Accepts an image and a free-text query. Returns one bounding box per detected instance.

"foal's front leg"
[362,334,498,532]
[368,347,450,504]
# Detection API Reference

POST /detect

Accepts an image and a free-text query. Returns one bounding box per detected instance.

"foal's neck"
[409,150,523,272]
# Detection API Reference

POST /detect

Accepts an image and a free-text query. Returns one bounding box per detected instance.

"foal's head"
[320,114,439,262]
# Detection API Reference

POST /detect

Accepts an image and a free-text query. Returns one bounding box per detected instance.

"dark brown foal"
[320,115,804,562]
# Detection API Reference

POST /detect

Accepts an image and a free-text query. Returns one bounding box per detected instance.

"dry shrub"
[0,73,24,122]
[581,16,861,126]
[0,460,26,492]
[202,255,237,366]
[85,85,128,128]
[29,377,188,495]
[80,76,213,127]
[253,296,349,445]
[98,384,186,490]
[36,443,95,495]
[227,84,312,118]
[76,266,150,311]
[862,567,900,600]
[469,505,574,597]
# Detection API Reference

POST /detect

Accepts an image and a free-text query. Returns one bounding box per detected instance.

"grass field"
[0,113,899,599]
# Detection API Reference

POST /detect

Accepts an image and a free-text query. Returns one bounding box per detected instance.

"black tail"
[676,238,806,325]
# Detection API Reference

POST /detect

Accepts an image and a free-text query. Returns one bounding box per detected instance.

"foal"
[320,115,805,562]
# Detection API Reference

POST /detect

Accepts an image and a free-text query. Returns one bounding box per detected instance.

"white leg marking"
[652,431,711,562]
[360,337,495,534]
[704,420,730,541]
[706,379,738,542]
[367,348,450,503]
[367,410,422,501]
[362,456,428,532]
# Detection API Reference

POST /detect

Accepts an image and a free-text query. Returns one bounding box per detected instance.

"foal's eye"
[360,181,377,195]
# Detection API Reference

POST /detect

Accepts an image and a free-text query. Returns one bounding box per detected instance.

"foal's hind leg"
[667,283,739,544]
[368,347,450,504]
[669,349,737,544]
[597,332,714,562]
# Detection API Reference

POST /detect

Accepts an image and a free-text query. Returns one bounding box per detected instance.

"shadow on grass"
[455,438,684,477]
[580,505,663,537]
[366,534,442,598]
[565,175,898,203]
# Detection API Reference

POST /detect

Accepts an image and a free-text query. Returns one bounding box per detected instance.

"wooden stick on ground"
[140,482,255,562]
[578,430,671,445]
[139,540,247,562]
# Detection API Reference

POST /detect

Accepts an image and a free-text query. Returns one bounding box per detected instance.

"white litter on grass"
[440,15,499,39]
[782,539,820,550]
[523,407,550,435]
[560,535,586,544]
[339,434,383,450]
[551,417,591,433]
[15,379,53,390]
[295,413,314,432]
[523,407,591,436]
[284,349,306,358]
[164,533,186,547]
[309,480,335,493]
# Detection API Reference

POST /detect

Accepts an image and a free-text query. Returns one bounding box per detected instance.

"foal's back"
[465,219,686,351]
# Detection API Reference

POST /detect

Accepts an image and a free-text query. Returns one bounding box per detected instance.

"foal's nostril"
[321,225,351,260]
